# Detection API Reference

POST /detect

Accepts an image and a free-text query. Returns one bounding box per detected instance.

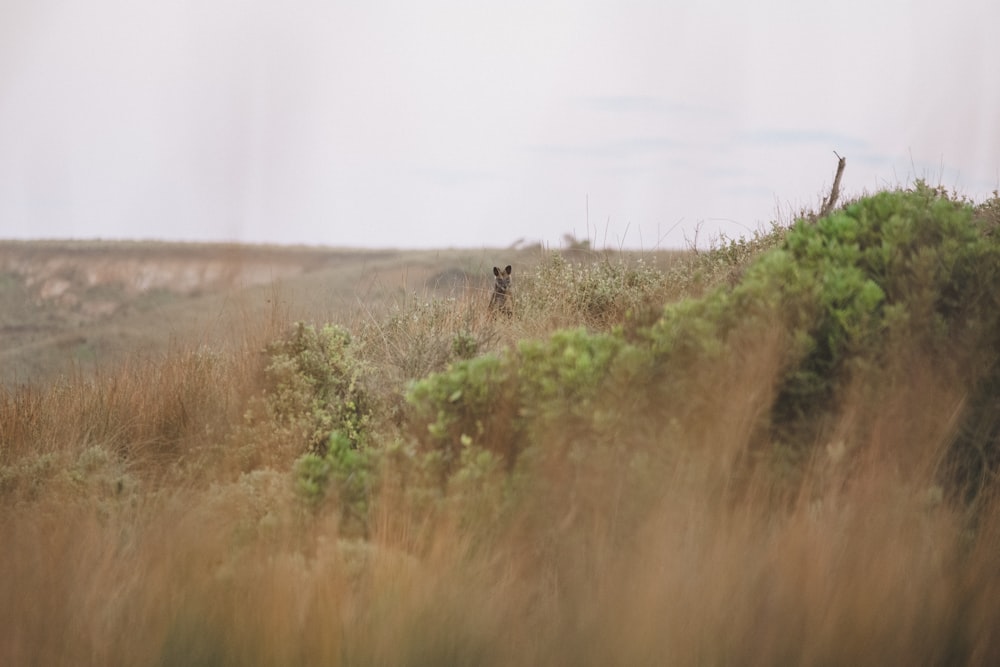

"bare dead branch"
[819,152,847,220]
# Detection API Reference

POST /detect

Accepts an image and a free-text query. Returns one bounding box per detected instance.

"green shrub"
[247,322,370,456]
[405,354,518,484]
[406,328,630,474]
[450,330,479,360]
[516,328,625,424]
[760,183,1000,448]
[294,430,377,534]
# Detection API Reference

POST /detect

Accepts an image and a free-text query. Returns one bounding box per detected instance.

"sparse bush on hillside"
[517,253,668,329]
[403,183,1000,506]
[243,322,370,461]
[665,222,789,297]
[975,189,1000,234]
[759,183,1000,473]
[371,298,467,379]
[634,182,1000,491]
[406,328,628,469]
[360,295,499,382]
[404,322,690,529]
[238,322,382,528]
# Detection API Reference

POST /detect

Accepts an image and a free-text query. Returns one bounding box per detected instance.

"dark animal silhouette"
[489,265,512,317]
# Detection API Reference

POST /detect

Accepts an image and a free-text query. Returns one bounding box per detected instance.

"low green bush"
[251,322,370,455]
[762,183,1000,454]
[294,430,377,534]
[405,353,517,484]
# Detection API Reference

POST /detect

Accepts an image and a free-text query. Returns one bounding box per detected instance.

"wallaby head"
[493,265,512,294]
[489,264,513,316]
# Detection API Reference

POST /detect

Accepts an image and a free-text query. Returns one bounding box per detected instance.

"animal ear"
[504,265,512,275]
[493,266,501,277]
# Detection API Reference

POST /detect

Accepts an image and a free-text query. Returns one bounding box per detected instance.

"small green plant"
[450,330,479,360]
[294,430,377,534]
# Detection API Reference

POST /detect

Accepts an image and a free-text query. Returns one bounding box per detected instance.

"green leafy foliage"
[405,354,517,483]
[763,183,1000,449]
[250,322,370,455]
[450,329,479,360]
[294,430,377,534]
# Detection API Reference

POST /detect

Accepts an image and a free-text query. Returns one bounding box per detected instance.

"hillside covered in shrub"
[3,182,1000,665]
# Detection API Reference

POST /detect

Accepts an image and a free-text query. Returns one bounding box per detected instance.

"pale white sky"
[1,0,997,249]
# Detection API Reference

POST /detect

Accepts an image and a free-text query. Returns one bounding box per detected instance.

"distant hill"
[0,240,521,388]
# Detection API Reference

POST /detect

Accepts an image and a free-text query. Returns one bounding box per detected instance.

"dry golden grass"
[2,318,998,665]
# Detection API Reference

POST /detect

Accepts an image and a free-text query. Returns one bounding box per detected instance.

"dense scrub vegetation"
[3,182,1000,665]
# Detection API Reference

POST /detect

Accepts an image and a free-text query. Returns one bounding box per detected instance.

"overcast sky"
[1,0,997,250]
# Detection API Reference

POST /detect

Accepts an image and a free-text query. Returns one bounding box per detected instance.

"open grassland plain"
[3,183,1000,665]
[3,240,653,388]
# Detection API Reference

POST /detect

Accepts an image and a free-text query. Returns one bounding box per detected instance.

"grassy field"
[3,183,1000,665]
[2,240,637,388]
